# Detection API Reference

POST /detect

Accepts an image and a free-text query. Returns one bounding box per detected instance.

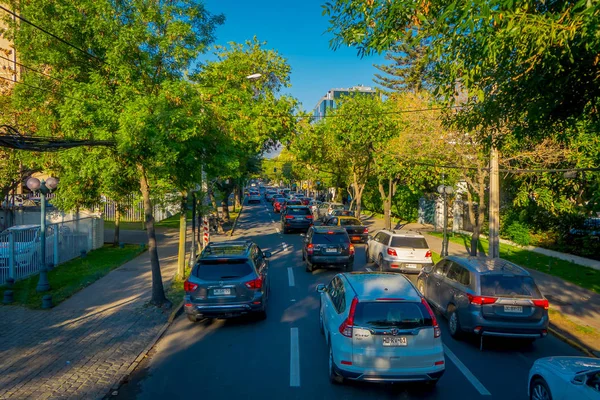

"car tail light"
[307,243,314,255]
[364,227,368,233]
[421,297,441,338]
[305,215,313,219]
[434,360,445,366]
[532,299,549,309]
[245,276,263,289]
[339,297,359,337]
[425,250,432,258]
[327,231,335,234]
[467,293,497,305]
[285,215,294,219]
[349,244,355,255]
[184,280,198,292]
[387,248,397,256]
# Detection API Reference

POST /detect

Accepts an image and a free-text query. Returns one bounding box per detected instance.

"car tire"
[530,378,552,400]
[328,344,344,384]
[187,314,198,323]
[378,254,384,272]
[448,306,464,339]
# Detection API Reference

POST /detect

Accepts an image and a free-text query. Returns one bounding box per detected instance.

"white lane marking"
[443,344,491,396]
[290,328,300,387]
[366,267,372,272]
[287,267,295,287]
[291,299,296,302]
[282,242,289,251]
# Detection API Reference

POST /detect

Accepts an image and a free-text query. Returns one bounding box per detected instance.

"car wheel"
[365,248,370,263]
[448,306,463,339]
[530,378,552,400]
[378,254,384,272]
[187,314,198,323]
[328,344,344,384]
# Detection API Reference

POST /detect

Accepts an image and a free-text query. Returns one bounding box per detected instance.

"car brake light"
[306,215,313,219]
[425,250,432,258]
[364,227,368,233]
[387,248,397,256]
[307,243,314,255]
[421,297,441,338]
[339,297,358,337]
[285,215,294,219]
[467,293,497,305]
[245,276,263,289]
[349,244,355,255]
[184,280,198,292]
[532,299,549,310]
[327,231,335,234]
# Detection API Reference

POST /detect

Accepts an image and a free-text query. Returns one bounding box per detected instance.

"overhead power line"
[0,75,85,102]
[0,5,104,65]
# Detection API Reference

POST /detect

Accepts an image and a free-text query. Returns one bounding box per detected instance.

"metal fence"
[100,195,176,222]
[0,217,104,285]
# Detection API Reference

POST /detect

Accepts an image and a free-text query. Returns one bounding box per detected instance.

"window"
[327,277,346,313]
[330,218,338,225]
[434,260,450,276]
[312,232,349,244]
[195,259,253,280]
[446,263,470,286]
[374,232,385,242]
[287,207,311,215]
[339,218,361,226]
[480,275,542,297]
[390,237,429,249]
[353,301,433,329]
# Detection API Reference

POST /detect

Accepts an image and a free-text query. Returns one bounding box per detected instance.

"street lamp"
[437,184,454,257]
[26,176,58,292]
[246,73,262,80]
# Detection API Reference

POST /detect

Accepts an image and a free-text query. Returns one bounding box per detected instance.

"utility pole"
[488,146,500,258]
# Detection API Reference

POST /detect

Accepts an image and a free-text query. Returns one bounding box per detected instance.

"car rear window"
[480,275,542,298]
[340,218,361,226]
[287,200,302,205]
[390,237,429,249]
[312,232,349,244]
[288,207,311,215]
[195,259,254,280]
[354,302,433,329]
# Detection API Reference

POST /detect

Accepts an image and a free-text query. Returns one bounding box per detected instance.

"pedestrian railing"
[0,217,104,285]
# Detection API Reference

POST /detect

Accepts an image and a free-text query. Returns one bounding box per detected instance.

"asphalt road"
[115,198,583,400]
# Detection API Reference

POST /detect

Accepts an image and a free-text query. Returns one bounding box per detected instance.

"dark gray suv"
[302,226,354,273]
[417,256,549,343]
[183,240,271,322]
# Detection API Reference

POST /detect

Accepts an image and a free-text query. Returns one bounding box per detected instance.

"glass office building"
[312,86,377,121]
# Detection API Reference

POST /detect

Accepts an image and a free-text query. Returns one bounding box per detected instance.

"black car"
[324,216,369,243]
[301,226,354,273]
[281,206,314,233]
[183,240,272,321]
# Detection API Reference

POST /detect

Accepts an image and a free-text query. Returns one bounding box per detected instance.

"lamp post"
[26,176,59,292]
[437,184,454,257]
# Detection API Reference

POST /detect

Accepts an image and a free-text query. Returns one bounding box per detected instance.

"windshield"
[195,260,254,280]
[330,204,345,210]
[312,232,349,244]
[354,302,433,329]
[390,237,429,249]
[480,275,542,298]
[339,218,361,226]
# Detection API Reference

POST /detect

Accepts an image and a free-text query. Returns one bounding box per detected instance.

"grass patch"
[155,210,192,229]
[1,244,145,309]
[165,268,189,306]
[548,308,600,350]
[428,231,600,295]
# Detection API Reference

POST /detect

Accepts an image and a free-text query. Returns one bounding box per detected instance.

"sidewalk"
[361,214,600,354]
[0,228,184,400]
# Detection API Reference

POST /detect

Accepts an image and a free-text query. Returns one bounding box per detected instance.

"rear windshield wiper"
[219,275,243,279]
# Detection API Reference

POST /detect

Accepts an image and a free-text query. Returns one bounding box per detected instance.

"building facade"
[312,85,377,121]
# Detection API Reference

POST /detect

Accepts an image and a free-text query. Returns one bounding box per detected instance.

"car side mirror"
[316,284,326,293]
[264,251,272,258]
[571,375,586,386]
[368,235,373,240]
[422,265,434,274]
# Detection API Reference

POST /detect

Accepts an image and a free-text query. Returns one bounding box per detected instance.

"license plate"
[325,248,338,253]
[352,236,361,241]
[504,305,523,313]
[382,337,408,347]
[405,264,418,269]
[213,288,231,296]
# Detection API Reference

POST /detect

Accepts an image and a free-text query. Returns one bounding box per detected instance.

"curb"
[548,324,598,358]
[229,197,246,237]
[168,300,184,323]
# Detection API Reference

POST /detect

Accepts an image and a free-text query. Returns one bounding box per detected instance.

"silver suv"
[183,240,271,321]
[316,272,445,386]
[417,256,549,343]
[366,230,433,274]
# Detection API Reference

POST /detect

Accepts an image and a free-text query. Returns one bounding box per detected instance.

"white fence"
[100,195,177,222]
[0,217,104,285]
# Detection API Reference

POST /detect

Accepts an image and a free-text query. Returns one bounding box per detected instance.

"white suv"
[366,230,433,274]
[316,272,445,385]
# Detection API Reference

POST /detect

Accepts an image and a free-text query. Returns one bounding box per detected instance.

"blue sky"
[201,0,386,112]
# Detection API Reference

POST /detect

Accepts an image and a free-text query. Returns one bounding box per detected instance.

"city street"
[116,199,583,400]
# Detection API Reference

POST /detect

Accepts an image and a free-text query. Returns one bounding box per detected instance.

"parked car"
[322,203,346,222]
[316,272,444,385]
[281,206,314,233]
[366,230,433,274]
[324,216,369,243]
[417,256,549,342]
[301,226,354,272]
[0,225,42,277]
[247,191,262,204]
[183,240,271,321]
[528,356,600,400]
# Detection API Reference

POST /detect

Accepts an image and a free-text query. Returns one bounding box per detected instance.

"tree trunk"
[352,171,365,219]
[234,186,241,211]
[177,191,188,278]
[221,196,231,223]
[113,202,120,246]
[139,166,168,307]
[378,181,391,230]
[208,184,218,211]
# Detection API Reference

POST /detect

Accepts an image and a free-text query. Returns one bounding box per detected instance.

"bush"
[503,221,532,246]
